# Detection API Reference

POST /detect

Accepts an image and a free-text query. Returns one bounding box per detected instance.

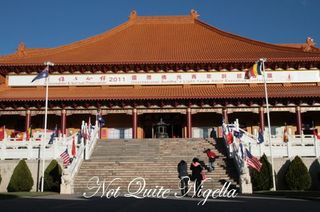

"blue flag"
[97,114,105,127]
[239,143,244,159]
[31,66,49,83]
[234,130,243,139]
[257,128,264,144]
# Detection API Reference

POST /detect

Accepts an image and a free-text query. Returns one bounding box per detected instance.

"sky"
[0,0,319,55]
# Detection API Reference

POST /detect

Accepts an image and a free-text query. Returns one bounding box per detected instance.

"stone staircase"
[74,138,239,195]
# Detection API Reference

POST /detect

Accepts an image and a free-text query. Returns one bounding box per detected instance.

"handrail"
[222,119,320,193]
[66,121,100,179]
[0,133,77,160]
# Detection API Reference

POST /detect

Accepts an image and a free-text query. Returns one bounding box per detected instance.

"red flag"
[26,129,29,141]
[283,126,289,143]
[71,136,76,157]
[88,116,92,140]
[0,126,5,141]
[313,130,320,140]
[227,131,233,144]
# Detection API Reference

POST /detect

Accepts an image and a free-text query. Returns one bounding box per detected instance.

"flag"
[81,123,87,140]
[31,66,49,83]
[233,130,243,139]
[48,125,58,144]
[245,61,263,79]
[257,127,264,144]
[71,136,77,157]
[313,130,320,140]
[245,148,262,172]
[227,131,233,144]
[283,125,289,143]
[97,113,105,127]
[0,126,5,141]
[53,124,59,137]
[88,116,92,140]
[239,143,245,159]
[26,127,32,141]
[60,149,70,167]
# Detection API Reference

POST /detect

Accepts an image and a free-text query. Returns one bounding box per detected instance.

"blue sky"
[0,0,319,55]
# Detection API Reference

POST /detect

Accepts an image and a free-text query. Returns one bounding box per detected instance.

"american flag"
[60,149,70,167]
[245,148,262,172]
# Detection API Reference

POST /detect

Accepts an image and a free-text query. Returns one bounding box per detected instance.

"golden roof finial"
[303,37,316,52]
[16,42,26,56]
[129,10,138,21]
[190,9,199,20]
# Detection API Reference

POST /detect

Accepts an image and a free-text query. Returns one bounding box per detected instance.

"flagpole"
[260,58,276,191]
[40,61,54,192]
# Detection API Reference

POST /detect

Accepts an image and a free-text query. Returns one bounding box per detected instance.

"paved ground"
[0,194,319,212]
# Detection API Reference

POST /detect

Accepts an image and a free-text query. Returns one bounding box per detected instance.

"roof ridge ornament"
[129,10,138,21]
[16,42,26,56]
[302,37,320,52]
[190,9,199,20]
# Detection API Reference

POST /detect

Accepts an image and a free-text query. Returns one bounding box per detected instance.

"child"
[204,148,217,172]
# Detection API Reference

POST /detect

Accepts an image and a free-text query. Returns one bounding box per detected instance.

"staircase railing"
[0,133,77,160]
[222,119,320,194]
[222,120,253,194]
[60,120,100,194]
[223,120,320,158]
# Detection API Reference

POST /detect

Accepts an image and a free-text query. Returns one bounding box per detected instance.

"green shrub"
[7,160,33,192]
[250,154,273,191]
[285,156,311,190]
[44,160,62,192]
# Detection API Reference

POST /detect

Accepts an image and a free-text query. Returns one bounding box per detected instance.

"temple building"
[0,10,320,139]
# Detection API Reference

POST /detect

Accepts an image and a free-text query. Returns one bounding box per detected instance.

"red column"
[132,108,137,139]
[259,107,265,130]
[223,108,228,124]
[61,109,66,135]
[296,106,302,135]
[25,110,31,131]
[187,107,192,138]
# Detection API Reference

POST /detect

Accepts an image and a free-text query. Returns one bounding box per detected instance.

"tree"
[7,160,33,192]
[0,170,2,185]
[285,156,311,190]
[44,160,62,192]
[250,154,273,191]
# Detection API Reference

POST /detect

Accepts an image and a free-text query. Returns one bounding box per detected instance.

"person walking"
[210,127,217,145]
[204,148,217,172]
[177,160,189,196]
[190,157,203,196]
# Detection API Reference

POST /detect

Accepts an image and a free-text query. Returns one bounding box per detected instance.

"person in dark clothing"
[190,157,203,196]
[177,160,189,196]
[210,127,217,144]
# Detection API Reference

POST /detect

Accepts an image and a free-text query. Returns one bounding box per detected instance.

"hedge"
[250,154,273,191]
[7,160,33,192]
[44,160,62,192]
[285,156,311,190]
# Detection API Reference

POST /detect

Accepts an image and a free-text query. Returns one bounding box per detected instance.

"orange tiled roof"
[1,10,320,65]
[0,84,319,101]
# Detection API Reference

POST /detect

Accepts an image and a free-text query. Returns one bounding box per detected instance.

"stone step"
[74,138,239,194]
